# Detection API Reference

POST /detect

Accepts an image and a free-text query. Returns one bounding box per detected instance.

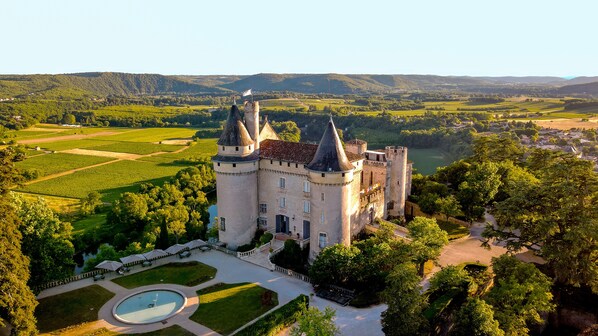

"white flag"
[242,89,252,97]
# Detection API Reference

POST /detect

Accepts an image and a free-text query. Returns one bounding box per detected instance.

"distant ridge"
[1,72,597,97]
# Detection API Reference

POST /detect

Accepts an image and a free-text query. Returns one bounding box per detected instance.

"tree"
[435,195,462,221]
[407,217,449,275]
[472,133,524,164]
[0,147,38,335]
[485,151,598,292]
[290,304,339,336]
[84,244,120,272]
[428,265,471,294]
[457,162,501,223]
[485,255,554,336]
[12,194,76,288]
[271,121,301,142]
[381,263,429,336]
[309,244,360,287]
[451,298,504,336]
[81,191,103,216]
[61,113,76,124]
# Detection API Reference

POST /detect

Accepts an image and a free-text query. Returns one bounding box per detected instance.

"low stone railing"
[274,265,313,284]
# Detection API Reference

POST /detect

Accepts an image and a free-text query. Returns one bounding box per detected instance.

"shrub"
[235,295,308,336]
[260,232,274,245]
[237,243,255,253]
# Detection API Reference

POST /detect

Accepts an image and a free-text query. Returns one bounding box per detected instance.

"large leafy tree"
[0,147,38,335]
[381,263,429,336]
[457,162,501,222]
[428,265,471,294]
[406,217,448,275]
[271,120,301,142]
[451,298,504,336]
[12,194,76,288]
[485,151,598,292]
[309,244,360,287]
[485,255,554,336]
[290,304,339,336]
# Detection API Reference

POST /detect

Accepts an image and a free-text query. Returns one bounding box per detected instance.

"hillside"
[557,81,598,96]
[0,72,227,98]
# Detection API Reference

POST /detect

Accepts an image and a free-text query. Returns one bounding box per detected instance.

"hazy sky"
[1,0,596,76]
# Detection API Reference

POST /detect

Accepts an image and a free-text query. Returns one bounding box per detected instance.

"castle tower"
[243,101,260,149]
[306,118,354,261]
[212,105,259,250]
[384,146,408,218]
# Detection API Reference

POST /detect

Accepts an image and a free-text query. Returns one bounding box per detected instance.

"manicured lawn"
[437,220,469,240]
[111,261,216,289]
[136,325,195,336]
[18,159,190,201]
[16,192,80,214]
[190,282,279,335]
[15,152,115,177]
[35,285,115,333]
[39,324,192,336]
[87,141,183,155]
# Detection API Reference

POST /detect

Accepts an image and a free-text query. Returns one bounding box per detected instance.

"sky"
[0,0,596,77]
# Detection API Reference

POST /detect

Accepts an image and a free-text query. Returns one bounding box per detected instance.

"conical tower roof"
[306,118,353,172]
[218,105,254,146]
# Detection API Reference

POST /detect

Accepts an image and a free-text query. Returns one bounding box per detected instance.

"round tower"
[306,118,355,262]
[212,105,259,250]
[384,146,408,219]
[243,101,260,149]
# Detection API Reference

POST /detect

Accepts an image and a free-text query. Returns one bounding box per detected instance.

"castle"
[212,101,412,261]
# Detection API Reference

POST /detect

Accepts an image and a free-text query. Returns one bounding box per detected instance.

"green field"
[18,159,191,201]
[15,153,115,176]
[16,192,81,214]
[72,213,107,234]
[111,261,216,288]
[94,127,199,142]
[87,141,183,154]
[31,139,118,151]
[408,148,453,175]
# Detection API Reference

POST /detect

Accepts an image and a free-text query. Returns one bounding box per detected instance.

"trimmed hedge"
[235,294,308,336]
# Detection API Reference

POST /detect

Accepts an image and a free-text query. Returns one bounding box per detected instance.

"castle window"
[258,217,267,228]
[217,162,221,166]
[319,232,328,248]
[249,145,252,150]
[295,163,298,168]
[287,162,290,167]
[232,163,236,168]
[342,173,345,177]
[321,193,325,201]
[220,218,226,231]
[270,160,273,164]
[280,197,286,208]
[279,161,282,166]
[303,181,311,193]
[303,201,310,213]
[279,177,286,189]
[259,203,267,213]
[222,146,225,151]
[235,146,239,151]
[321,173,325,177]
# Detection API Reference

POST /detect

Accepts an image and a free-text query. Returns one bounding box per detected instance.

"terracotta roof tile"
[260,139,362,165]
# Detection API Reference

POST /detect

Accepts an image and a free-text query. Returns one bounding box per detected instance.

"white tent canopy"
[95,260,123,271]
[119,254,146,265]
[165,244,188,255]
[184,239,207,250]
[143,249,169,260]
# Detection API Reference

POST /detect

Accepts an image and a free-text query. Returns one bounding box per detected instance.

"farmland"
[12,125,218,204]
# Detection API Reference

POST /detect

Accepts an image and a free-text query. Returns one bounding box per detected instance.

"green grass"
[408,148,453,175]
[72,213,107,234]
[86,141,183,155]
[191,282,279,335]
[16,192,80,214]
[35,285,115,333]
[94,127,199,142]
[111,261,216,289]
[15,153,115,176]
[135,325,195,336]
[437,220,469,240]
[32,139,118,151]
[18,159,191,201]
[150,138,218,160]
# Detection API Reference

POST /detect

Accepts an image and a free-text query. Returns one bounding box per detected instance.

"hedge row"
[235,294,309,336]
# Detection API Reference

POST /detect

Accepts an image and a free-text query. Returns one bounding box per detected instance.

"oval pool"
[113,289,187,324]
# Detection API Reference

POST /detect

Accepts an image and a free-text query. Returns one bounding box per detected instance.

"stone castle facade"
[212,101,412,260]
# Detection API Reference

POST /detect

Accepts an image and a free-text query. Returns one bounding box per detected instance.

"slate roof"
[306,118,354,172]
[217,105,254,146]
